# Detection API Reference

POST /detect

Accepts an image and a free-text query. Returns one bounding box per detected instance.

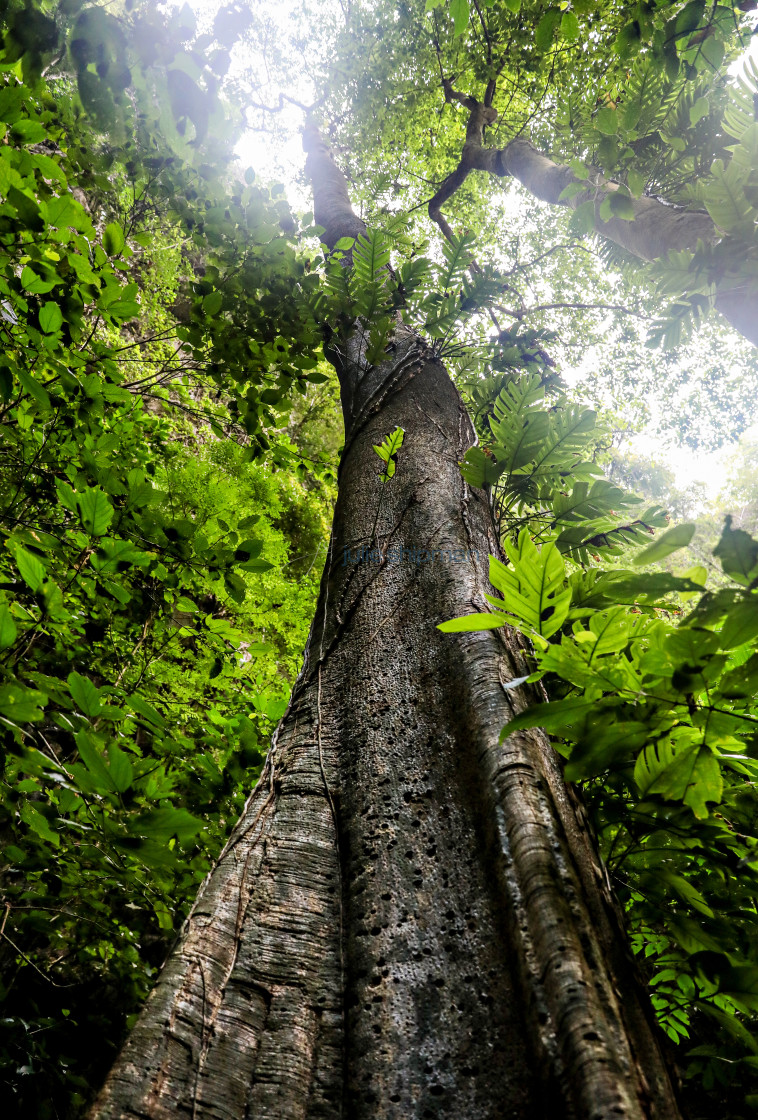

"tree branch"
[426,85,758,345]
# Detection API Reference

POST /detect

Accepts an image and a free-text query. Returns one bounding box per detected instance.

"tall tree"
[91,120,683,1120]
[3,2,758,1118]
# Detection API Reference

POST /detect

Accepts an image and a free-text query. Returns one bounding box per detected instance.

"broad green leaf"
[68,672,102,717]
[713,518,758,586]
[595,107,618,135]
[103,222,125,255]
[14,547,46,592]
[75,731,117,793]
[133,807,204,843]
[560,11,579,41]
[718,598,758,650]
[489,531,571,638]
[535,8,560,52]
[39,302,63,334]
[105,743,133,793]
[153,899,174,931]
[656,870,713,917]
[502,695,609,737]
[128,695,167,729]
[46,194,90,231]
[202,290,223,315]
[239,558,273,572]
[77,488,113,536]
[0,683,45,723]
[627,169,646,197]
[438,611,507,632]
[19,801,59,846]
[0,603,17,649]
[633,523,696,566]
[634,740,722,818]
[450,0,469,37]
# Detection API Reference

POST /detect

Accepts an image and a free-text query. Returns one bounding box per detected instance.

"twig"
[0,929,75,988]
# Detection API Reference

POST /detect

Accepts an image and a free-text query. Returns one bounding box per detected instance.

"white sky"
[170,0,757,503]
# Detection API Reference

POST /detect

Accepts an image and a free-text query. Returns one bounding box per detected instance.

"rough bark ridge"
[429,86,757,346]
[90,132,683,1120]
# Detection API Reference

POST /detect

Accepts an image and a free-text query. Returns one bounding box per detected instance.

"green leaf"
[450,0,469,36]
[689,95,709,126]
[713,518,758,586]
[438,611,508,632]
[560,11,579,41]
[0,604,17,649]
[133,806,204,843]
[20,263,56,293]
[373,426,404,480]
[569,199,596,235]
[14,547,46,592]
[128,695,167,729]
[68,672,102,717]
[535,8,560,52]
[103,222,125,256]
[674,0,706,37]
[75,731,116,792]
[10,119,47,145]
[105,743,133,793]
[39,302,63,334]
[439,230,476,288]
[627,169,646,197]
[634,740,722,818]
[19,801,58,846]
[46,194,90,232]
[607,192,635,220]
[202,290,223,315]
[0,683,45,723]
[76,488,113,536]
[633,523,696,566]
[719,598,758,650]
[595,107,618,135]
[502,694,608,736]
[488,530,572,638]
[614,20,641,59]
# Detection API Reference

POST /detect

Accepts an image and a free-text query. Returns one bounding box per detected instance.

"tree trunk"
[89,133,684,1120]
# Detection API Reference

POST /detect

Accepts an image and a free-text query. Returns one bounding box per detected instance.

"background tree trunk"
[89,132,684,1120]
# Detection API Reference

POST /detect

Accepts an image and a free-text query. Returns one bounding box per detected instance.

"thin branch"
[1,929,76,988]
[494,300,652,321]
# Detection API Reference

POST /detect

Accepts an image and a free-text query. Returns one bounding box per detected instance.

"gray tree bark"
[90,130,683,1120]
[429,92,758,346]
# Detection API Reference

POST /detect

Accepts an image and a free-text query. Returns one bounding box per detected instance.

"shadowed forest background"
[2,0,758,1116]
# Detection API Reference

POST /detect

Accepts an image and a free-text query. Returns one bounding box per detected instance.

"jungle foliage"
[0,2,334,1114]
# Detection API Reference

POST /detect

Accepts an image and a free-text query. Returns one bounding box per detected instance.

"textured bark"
[428,94,758,346]
[90,133,685,1120]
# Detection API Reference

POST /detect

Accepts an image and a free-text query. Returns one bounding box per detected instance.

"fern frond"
[439,230,476,289]
[352,229,391,284]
